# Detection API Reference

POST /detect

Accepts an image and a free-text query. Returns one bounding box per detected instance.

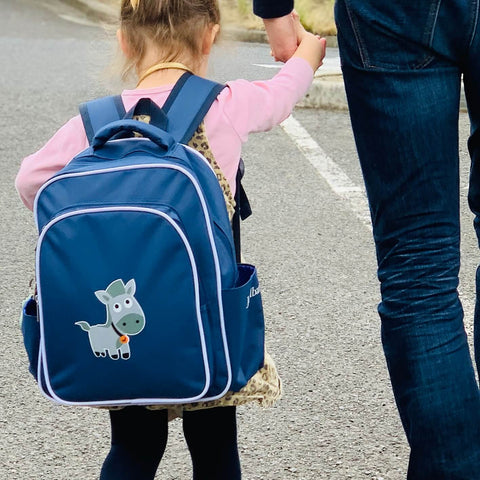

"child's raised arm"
[291,11,326,72]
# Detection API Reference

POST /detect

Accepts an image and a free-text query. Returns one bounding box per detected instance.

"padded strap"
[163,72,225,144]
[164,73,249,260]
[80,95,126,145]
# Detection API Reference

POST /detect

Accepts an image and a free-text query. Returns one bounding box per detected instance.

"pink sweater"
[16,57,313,210]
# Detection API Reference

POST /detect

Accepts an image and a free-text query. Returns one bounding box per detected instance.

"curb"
[63,0,349,110]
[299,75,346,110]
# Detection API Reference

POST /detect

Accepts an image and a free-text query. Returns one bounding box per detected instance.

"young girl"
[15,1,325,478]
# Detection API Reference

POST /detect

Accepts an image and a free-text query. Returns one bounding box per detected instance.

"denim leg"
[465,17,480,372]
[336,0,480,477]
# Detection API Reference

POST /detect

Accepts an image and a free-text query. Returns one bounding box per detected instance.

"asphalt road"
[1,1,478,479]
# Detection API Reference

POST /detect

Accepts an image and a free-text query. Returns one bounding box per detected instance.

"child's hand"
[291,10,326,72]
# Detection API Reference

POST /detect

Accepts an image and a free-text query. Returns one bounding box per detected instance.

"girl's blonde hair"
[120,0,220,79]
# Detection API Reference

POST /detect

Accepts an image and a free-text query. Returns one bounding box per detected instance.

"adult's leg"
[100,407,168,480]
[465,15,480,372]
[335,0,480,477]
[183,406,241,480]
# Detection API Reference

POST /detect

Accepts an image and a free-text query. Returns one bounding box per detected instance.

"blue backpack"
[21,73,264,407]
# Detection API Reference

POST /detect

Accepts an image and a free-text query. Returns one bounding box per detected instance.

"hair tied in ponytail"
[130,0,140,10]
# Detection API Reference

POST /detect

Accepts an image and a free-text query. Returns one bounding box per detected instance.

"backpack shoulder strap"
[165,73,252,261]
[79,95,126,145]
[163,72,225,143]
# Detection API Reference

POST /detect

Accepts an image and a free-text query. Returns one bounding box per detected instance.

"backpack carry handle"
[92,120,176,151]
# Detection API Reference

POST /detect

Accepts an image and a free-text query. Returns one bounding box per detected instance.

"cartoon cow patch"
[75,279,145,360]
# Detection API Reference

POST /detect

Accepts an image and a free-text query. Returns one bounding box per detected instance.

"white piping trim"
[36,206,212,406]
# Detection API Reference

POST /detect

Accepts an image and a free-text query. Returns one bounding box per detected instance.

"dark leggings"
[99,406,241,480]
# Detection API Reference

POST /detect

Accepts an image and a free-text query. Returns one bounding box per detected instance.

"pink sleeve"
[220,57,314,142]
[15,115,88,211]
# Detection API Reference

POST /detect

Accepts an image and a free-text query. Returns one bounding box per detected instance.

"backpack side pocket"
[223,264,265,392]
[20,296,40,381]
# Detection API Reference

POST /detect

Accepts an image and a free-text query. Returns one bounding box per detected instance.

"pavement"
[63,0,348,110]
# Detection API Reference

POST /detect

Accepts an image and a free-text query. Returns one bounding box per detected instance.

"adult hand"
[263,12,298,62]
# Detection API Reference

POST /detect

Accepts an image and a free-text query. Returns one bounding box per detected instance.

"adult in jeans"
[254,0,480,477]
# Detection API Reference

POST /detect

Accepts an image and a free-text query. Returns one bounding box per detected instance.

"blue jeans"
[335,1,480,477]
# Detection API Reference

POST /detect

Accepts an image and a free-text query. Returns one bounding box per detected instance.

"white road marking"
[281,115,372,230]
[57,14,97,27]
[252,63,282,69]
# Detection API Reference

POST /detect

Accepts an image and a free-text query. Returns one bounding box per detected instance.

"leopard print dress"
[137,120,282,419]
